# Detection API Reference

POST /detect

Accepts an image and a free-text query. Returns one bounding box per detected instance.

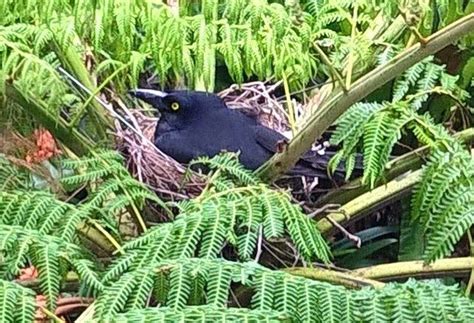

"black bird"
[128,89,360,184]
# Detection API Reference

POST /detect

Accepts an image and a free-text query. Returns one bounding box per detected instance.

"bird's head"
[128,89,227,121]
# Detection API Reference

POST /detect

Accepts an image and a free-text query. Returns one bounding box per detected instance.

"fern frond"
[0,224,102,310]
[237,198,262,260]
[352,288,394,322]
[424,188,474,262]
[61,149,166,228]
[330,102,384,147]
[273,274,299,318]
[189,152,259,186]
[412,62,444,109]
[362,111,390,187]
[362,107,414,186]
[261,192,285,239]
[251,271,277,311]
[72,258,103,293]
[166,262,193,309]
[409,135,474,262]
[153,271,170,305]
[95,272,139,318]
[0,280,36,323]
[32,243,60,310]
[197,202,231,259]
[124,269,155,311]
[109,306,286,322]
[393,57,432,101]
[206,264,233,306]
[98,257,474,321]
[317,283,352,322]
[0,191,88,242]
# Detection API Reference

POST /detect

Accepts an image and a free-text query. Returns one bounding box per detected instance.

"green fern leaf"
[95,272,139,318]
[424,189,474,262]
[110,306,286,322]
[73,259,103,292]
[153,272,170,305]
[251,271,276,311]
[166,263,193,309]
[101,252,140,286]
[0,280,18,323]
[317,284,352,322]
[261,193,285,239]
[331,102,384,147]
[125,269,155,310]
[32,243,60,311]
[197,203,230,258]
[237,198,263,260]
[274,274,299,317]
[13,284,36,323]
[297,278,319,322]
[362,111,390,187]
[171,214,204,259]
[412,62,444,109]
[0,280,36,323]
[353,288,390,322]
[393,58,431,101]
[206,264,232,306]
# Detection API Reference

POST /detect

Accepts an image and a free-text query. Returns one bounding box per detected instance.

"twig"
[345,3,359,89]
[312,43,347,92]
[255,225,264,262]
[326,216,361,248]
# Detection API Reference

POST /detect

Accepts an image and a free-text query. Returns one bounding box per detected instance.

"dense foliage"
[0,0,473,322]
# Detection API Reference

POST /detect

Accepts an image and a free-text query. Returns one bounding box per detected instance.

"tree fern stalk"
[316,170,422,234]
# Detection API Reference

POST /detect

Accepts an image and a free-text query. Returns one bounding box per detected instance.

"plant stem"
[70,62,130,128]
[465,231,474,295]
[257,13,474,181]
[284,267,384,289]
[345,2,358,89]
[353,257,474,281]
[316,170,422,235]
[90,220,124,255]
[52,39,110,141]
[282,72,297,136]
[39,307,65,323]
[312,43,346,92]
[76,222,116,255]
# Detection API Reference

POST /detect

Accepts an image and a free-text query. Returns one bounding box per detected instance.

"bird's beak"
[128,89,168,106]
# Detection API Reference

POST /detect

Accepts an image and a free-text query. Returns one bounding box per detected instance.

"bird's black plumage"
[129,89,360,183]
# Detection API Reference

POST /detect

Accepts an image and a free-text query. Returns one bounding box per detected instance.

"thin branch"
[345,2,358,89]
[312,43,346,91]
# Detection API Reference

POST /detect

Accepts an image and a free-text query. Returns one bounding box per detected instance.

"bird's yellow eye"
[171,102,180,111]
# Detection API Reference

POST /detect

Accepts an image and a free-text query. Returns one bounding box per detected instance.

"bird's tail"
[288,149,364,184]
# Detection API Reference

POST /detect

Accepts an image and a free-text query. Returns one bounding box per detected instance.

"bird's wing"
[252,125,332,164]
[252,125,289,153]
